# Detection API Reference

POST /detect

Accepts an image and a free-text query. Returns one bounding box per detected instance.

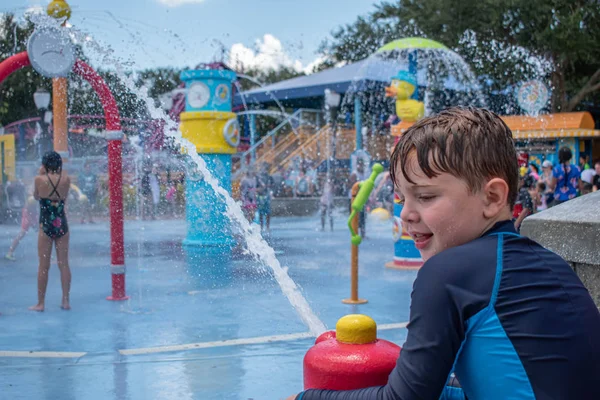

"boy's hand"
[284,395,298,400]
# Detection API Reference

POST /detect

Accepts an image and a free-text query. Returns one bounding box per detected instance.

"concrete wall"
[271,197,349,217]
[521,191,600,306]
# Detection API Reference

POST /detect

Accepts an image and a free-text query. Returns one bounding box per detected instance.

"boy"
[288,107,600,400]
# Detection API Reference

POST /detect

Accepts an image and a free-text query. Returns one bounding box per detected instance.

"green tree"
[135,67,182,105]
[237,66,305,91]
[0,14,51,127]
[68,70,149,120]
[320,0,600,112]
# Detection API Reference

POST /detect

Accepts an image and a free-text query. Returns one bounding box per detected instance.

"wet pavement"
[0,213,416,399]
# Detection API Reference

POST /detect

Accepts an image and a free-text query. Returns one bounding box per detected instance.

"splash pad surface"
[0,215,414,399]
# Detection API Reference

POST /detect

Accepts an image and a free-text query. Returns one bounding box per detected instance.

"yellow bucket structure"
[180,111,239,155]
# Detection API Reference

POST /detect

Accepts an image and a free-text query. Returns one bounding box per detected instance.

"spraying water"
[32,16,327,336]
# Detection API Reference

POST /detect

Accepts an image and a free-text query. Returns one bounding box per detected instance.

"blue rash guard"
[300,220,600,400]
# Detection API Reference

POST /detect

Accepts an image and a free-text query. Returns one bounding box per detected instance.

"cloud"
[303,55,327,74]
[24,6,44,15]
[156,0,206,7]
[228,34,323,75]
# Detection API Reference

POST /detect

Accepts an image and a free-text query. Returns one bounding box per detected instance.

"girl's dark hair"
[42,151,62,173]
[558,147,572,164]
[522,175,535,189]
[529,163,539,174]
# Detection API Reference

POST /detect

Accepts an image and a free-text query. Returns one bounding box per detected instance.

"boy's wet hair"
[390,106,519,208]
[42,151,62,173]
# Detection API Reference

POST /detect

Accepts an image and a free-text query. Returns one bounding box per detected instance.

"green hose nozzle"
[348,163,384,245]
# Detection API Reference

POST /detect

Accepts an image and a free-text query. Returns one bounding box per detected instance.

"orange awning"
[512,129,600,139]
[391,112,599,138]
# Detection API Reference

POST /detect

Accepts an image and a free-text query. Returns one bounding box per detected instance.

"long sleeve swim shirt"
[299,220,600,400]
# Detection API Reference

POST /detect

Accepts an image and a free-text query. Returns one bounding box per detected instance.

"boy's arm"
[300,259,470,400]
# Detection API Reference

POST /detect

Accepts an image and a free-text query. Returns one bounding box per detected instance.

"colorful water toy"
[370,207,391,222]
[342,163,384,304]
[46,0,72,21]
[348,163,384,246]
[303,314,401,390]
[179,69,240,250]
[385,70,424,123]
[387,193,423,269]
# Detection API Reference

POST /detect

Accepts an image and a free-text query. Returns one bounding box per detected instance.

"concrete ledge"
[271,197,349,217]
[521,191,600,306]
[521,191,600,265]
[574,263,600,307]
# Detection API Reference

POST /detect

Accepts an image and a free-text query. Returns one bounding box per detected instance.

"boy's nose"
[400,201,419,224]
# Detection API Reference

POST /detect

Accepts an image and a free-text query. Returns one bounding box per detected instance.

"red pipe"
[73,60,128,301]
[0,52,127,301]
[0,52,31,83]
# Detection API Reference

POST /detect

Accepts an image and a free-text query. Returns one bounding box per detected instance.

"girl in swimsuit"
[29,151,72,312]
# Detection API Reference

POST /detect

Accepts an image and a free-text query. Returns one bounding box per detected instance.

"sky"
[1,0,379,73]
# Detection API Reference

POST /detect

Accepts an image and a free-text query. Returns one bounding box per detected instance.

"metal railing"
[232,108,324,179]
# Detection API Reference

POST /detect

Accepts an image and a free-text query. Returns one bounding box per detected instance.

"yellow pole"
[52,77,68,157]
[342,182,368,305]
[47,0,72,159]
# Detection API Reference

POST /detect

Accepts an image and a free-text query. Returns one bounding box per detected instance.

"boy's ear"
[482,178,510,218]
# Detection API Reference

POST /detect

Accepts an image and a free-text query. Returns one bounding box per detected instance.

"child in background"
[513,175,534,231]
[256,184,272,232]
[240,169,257,223]
[536,181,548,211]
[5,166,45,261]
[319,179,334,231]
[5,196,38,261]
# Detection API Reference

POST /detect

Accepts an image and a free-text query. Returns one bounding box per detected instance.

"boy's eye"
[418,195,435,202]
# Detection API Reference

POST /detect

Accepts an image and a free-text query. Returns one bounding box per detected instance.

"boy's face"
[396,155,492,262]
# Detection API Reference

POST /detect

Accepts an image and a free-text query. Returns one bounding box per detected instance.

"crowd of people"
[4,143,599,313]
[512,147,599,231]
[238,157,386,234]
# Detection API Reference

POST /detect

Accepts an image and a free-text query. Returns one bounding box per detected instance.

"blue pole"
[408,51,419,100]
[184,154,233,249]
[354,96,362,150]
[179,69,238,251]
[250,113,256,162]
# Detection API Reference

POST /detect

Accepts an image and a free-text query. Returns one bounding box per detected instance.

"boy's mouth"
[410,232,433,249]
